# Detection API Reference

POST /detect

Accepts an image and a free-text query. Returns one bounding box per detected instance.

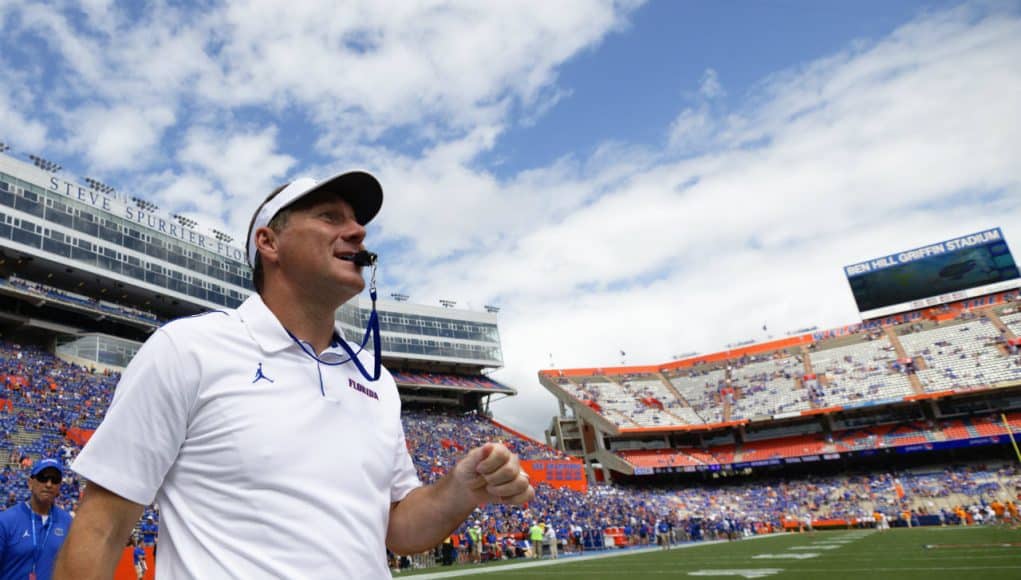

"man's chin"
[333,273,366,295]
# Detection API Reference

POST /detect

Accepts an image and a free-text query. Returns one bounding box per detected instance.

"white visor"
[246,171,382,268]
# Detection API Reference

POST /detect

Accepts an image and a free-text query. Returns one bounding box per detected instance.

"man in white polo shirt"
[54,171,534,579]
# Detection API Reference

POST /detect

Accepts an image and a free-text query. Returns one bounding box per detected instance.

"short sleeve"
[390,420,422,503]
[72,328,198,505]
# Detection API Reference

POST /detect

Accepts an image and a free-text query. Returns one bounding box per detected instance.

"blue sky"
[486,0,964,174]
[1,0,1019,436]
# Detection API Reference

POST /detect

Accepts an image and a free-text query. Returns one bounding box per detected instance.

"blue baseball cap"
[30,458,63,478]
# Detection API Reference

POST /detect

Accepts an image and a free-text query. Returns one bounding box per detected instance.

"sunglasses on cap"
[33,474,61,485]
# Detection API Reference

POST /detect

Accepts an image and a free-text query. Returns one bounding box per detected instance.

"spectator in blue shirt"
[656,519,671,550]
[131,538,147,580]
[0,459,73,580]
[140,517,157,547]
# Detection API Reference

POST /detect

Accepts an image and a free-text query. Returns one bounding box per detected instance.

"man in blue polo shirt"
[139,516,157,548]
[0,459,73,580]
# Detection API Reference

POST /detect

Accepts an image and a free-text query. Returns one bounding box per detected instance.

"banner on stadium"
[38,173,248,262]
[844,229,1007,276]
[521,459,587,491]
[897,435,1005,453]
[844,397,902,410]
[66,427,95,447]
[2,375,28,389]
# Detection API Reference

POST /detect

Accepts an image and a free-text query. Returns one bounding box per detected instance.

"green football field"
[396,526,1021,579]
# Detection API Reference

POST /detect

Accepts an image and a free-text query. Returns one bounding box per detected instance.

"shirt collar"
[237,294,347,354]
[237,294,297,354]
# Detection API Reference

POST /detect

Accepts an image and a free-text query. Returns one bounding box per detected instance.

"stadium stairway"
[5,429,42,466]
[806,382,823,410]
[800,345,814,375]
[606,375,683,426]
[884,326,925,395]
[717,366,732,422]
[607,408,641,428]
[659,406,695,425]
[983,310,1017,340]
[655,372,694,410]
[962,419,981,438]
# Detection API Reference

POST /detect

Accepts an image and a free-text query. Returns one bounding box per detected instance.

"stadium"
[0,143,1020,580]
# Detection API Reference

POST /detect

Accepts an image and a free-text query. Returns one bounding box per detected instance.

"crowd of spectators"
[1,340,1020,574]
[421,463,1021,569]
[402,407,562,485]
[1,275,160,325]
[391,371,511,392]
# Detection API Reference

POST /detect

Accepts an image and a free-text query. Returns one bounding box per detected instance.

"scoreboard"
[845,227,1020,318]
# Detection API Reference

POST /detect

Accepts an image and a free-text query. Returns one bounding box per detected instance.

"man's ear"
[255,226,280,266]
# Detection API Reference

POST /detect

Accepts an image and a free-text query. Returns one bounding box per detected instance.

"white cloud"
[699,68,723,99]
[65,105,176,172]
[7,0,641,153]
[667,68,724,150]
[0,87,48,152]
[179,127,295,197]
[1,0,643,218]
[175,126,297,232]
[668,107,714,150]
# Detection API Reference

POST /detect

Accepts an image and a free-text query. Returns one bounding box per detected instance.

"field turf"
[396,526,1021,579]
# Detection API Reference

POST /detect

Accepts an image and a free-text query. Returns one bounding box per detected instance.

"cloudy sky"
[2,0,1019,438]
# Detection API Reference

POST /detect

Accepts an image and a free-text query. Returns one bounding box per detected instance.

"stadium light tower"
[84,177,116,195]
[439,299,456,308]
[132,196,160,212]
[28,154,62,173]
[172,213,198,229]
[212,229,234,244]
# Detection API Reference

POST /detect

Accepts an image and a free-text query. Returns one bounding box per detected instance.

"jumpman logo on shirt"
[252,362,274,384]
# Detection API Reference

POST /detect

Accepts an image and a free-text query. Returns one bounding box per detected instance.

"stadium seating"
[728,356,810,419]
[547,307,1021,431]
[620,413,1021,470]
[1000,311,1021,335]
[391,370,512,392]
[552,375,706,428]
[668,369,726,424]
[808,337,914,406]
[899,318,1021,392]
[0,276,161,325]
[620,377,702,426]
[737,435,828,462]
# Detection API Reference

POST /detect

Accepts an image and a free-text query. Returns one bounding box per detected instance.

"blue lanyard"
[284,288,382,383]
[25,504,52,574]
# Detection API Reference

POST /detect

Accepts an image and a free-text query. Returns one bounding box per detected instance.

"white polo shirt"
[72,295,421,579]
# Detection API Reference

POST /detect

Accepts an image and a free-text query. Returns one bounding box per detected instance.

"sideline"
[400,534,781,579]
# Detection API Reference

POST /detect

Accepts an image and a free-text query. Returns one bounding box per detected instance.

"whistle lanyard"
[25,504,52,577]
[284,262,382,383]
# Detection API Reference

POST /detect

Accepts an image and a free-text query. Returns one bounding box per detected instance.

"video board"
[844,228,1020,319]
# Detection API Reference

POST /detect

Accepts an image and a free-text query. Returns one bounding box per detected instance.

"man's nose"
[343,221,367,245]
